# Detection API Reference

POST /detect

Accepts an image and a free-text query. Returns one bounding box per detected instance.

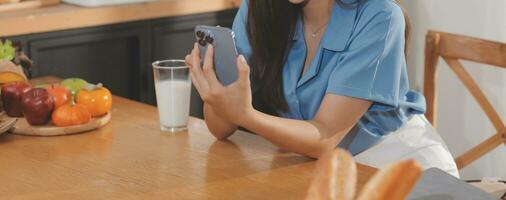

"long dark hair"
[247,0,412,112]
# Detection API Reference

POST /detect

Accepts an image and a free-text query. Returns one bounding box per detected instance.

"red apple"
[45,84,72,108]
[21,88,54,125]
[1,82,33,117]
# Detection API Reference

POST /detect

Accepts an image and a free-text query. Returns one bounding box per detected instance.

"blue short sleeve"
[232,0,252,63]
[326,4,406,110]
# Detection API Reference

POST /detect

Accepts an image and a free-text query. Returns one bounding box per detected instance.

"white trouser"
[354,114,460,178]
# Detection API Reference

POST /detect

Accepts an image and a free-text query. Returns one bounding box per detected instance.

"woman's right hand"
[184,46,238,139]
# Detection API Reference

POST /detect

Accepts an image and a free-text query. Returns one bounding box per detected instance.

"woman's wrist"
[236,106,259,130]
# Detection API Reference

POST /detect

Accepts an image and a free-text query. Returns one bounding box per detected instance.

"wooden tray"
[0,112,17,136]
[9,112,111,136]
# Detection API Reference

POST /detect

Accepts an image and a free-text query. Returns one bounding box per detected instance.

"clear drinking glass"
[152,60,191,132]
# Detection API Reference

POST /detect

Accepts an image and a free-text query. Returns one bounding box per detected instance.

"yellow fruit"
[76,84,112,117]
[0,72,26,84]
[0,61,27,84]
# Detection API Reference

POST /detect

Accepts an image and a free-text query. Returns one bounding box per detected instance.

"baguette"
[355,159,423,200]
[305,149,357,200]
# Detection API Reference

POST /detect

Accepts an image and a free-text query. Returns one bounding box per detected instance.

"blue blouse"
[232,0,426,155]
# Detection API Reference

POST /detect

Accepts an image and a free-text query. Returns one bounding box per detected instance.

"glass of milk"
[152,60,191,132]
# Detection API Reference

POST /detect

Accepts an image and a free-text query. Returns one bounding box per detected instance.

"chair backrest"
[423,31,506,169]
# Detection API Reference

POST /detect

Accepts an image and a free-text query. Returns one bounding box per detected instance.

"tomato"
[45,84,72,108]
[76,84,112,117]
[52,103,91,127]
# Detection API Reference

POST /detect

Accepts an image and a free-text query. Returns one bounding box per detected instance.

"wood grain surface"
[0,0,60,13]
[0,77,375,200]
[0,0,240,37]
[0,0,21,4]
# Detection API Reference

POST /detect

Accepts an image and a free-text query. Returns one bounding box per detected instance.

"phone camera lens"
[198,39,207,46]
[196,31,205,39]
[205,35,214,44]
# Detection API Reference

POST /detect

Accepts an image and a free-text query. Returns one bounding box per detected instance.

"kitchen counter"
[0,0,241,37]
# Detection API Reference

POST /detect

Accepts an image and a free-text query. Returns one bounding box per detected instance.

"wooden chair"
[424,31,506,169]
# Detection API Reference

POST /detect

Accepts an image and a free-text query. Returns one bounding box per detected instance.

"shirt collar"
[292,0,358,52]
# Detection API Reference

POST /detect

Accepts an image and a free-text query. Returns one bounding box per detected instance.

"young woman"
[185,0,459,177]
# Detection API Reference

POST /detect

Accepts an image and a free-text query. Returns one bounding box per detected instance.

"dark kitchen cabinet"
[28,26,149,101]
[4,9,237,118]
[150,11,236,116]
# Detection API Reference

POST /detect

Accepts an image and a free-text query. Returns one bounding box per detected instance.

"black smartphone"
[194,25,238,85]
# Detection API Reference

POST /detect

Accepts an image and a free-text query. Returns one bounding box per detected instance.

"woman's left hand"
[185,43,254,126]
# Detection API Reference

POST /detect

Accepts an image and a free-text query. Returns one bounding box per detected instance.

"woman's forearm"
[239,109,350,158]
[203,103,238,139]
[186,44,369,158]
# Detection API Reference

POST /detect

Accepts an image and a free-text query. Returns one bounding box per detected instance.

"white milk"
[155,80,191,129]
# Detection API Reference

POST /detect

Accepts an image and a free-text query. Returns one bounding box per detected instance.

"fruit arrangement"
[0,40,112,129]
[1,78,112,127]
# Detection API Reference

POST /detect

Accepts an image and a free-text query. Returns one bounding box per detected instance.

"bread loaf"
[355,160,423,200]
[305,149,357,200]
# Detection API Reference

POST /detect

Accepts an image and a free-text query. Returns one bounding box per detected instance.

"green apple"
[34,84,48,89]
[61,78,88,97]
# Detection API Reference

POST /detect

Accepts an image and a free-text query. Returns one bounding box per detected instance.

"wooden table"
[0,78,375,199]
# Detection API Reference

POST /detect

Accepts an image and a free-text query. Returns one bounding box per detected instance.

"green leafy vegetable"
[0,40,16,61]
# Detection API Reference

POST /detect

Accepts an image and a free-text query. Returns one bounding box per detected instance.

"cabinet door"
[151,10,236,117]
[28,26,149,102]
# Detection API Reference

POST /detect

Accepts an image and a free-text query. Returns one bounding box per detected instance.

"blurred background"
[404,0,506,180]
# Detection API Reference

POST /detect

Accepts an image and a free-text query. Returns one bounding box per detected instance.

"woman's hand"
[184,44,371,158]
[185,43,254,126]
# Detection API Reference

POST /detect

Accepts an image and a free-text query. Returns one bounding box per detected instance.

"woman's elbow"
[208,127,235,140]
[203,119,237,140]
[302,141,339,159]
[291,146,324,159]
[211,131,232,140]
